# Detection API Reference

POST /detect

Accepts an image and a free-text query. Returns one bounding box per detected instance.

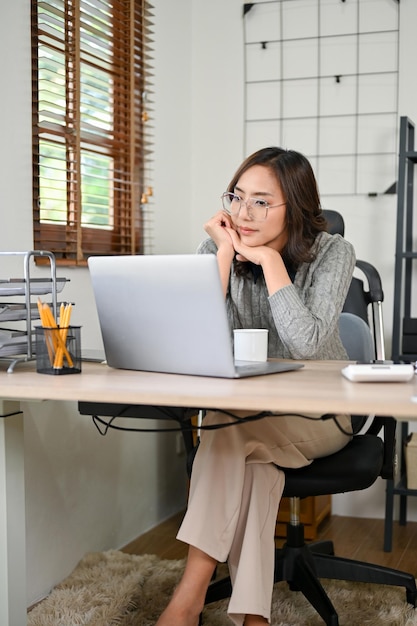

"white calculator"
[341,363,415,383]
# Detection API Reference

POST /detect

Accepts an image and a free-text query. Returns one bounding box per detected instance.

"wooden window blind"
[31,0,154,265]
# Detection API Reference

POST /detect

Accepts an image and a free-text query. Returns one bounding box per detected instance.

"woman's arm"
[202,211,235,297]
[268,234,356,359]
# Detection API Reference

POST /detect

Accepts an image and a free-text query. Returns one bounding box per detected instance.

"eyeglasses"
[221,192,285,221]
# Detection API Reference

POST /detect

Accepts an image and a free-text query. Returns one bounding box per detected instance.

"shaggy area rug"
[27,550,417,626]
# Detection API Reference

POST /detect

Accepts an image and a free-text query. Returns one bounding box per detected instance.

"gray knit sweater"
[197,231,356,360]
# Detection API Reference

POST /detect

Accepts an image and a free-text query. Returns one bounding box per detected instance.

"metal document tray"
[0,277,68,296]
[0,303,40,322]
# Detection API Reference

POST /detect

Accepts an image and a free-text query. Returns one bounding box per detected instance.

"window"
[31,0,154,265]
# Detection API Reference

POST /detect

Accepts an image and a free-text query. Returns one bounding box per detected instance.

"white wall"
[153,1,246,255]
[152,0,193,253]
[2,0,417,608]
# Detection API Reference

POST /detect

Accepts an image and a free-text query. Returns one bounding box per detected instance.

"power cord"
[91,408,352,437]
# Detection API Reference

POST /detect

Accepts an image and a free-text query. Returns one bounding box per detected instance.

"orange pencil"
[37,299,54,365]
[55,303,73,368]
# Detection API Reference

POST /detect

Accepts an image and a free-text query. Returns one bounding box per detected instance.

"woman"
[156,147,356,626]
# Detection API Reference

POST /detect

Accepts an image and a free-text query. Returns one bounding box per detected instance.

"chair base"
[274,525,340,626]
[202,522,417,626]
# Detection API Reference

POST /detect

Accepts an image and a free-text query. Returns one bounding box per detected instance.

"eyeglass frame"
[221,191,286,221]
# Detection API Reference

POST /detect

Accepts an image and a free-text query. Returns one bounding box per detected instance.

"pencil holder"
[35,326,82,375]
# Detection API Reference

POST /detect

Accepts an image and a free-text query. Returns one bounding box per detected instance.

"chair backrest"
[323,209,367,319]
[323,209,386,361]
[323,209,345,237]
[338,312,374,362]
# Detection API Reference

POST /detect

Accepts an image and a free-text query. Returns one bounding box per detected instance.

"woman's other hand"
[224,225,268,265]
[204,210,235,255]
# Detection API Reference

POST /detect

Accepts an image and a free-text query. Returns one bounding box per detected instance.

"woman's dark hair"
[227,147,328,270]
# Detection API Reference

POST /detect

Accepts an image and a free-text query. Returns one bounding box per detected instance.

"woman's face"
[231,164,288,252]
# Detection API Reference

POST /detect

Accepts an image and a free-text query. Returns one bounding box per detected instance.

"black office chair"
[195,210,417,626]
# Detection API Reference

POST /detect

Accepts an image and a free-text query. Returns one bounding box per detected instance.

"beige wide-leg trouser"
[177,410,352,625]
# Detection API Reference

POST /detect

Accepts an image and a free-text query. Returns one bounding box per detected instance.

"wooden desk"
[1,359,417,417]
[1,359,417,625]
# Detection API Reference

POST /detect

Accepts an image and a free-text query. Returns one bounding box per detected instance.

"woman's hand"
[224,226,268,265]
[224,227,291,295]
[204,211,235,254]
[204,211,290,296]
[204,210,269,264]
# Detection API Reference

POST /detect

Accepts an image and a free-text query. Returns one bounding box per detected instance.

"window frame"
[31,0,153,266]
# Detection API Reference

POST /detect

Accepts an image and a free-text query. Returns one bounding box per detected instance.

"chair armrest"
[355,260,384,303]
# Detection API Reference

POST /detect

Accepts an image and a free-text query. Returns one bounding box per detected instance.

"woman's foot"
[155,546,216,626]
[155,593,201,626]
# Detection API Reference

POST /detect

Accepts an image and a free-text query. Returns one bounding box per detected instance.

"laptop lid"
[88,254,303,379]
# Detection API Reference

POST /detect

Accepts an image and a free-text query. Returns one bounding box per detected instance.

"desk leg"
[0,401,26,626]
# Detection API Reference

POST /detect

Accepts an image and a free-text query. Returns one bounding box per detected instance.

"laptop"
[88,254,304,379]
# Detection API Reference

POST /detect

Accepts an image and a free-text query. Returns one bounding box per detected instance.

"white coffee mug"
[233,328,269,362]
